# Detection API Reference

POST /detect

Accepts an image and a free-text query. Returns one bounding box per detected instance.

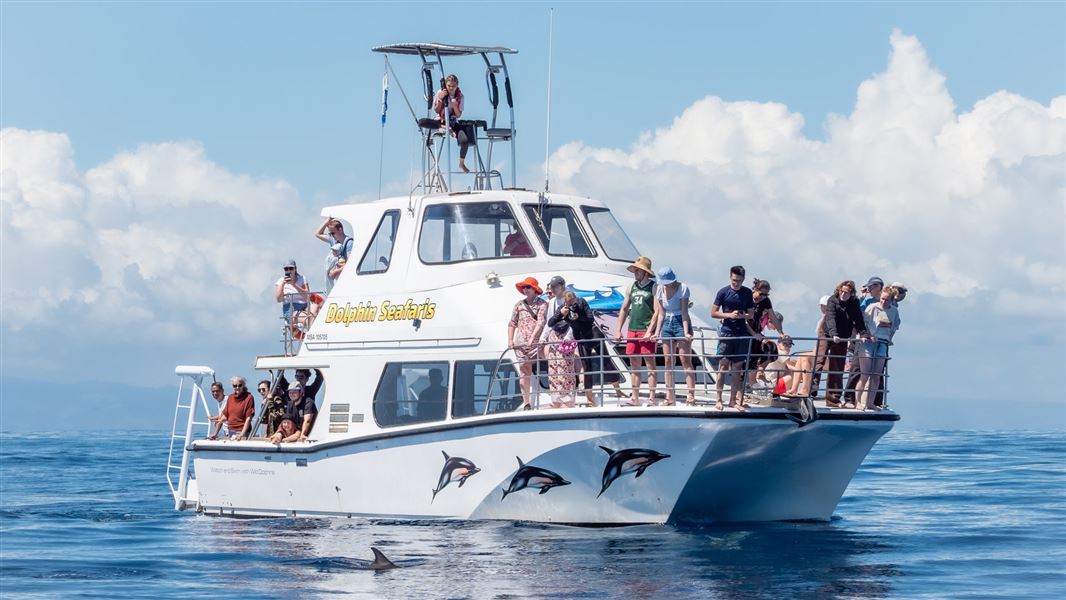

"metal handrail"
[483,333,892,412]
[279,289,329,356]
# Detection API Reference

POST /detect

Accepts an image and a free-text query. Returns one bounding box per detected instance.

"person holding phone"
[275,259,311,326]
[433,74,476,173]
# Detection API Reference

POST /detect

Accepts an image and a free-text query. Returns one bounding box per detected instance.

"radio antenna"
[543,7,554,193]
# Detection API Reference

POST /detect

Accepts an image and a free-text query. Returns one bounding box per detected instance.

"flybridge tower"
[373,43,518,193]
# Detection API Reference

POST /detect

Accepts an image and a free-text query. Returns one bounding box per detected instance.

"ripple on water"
[0,429,1064,599]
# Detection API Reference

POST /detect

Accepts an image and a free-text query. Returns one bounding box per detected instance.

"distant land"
[1,377,175,432]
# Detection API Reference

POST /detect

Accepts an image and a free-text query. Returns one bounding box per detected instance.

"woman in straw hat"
[615,256,659,405]
[507,276,547,410]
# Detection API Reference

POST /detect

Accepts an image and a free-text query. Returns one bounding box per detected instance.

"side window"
[418,202,534,264]
[373,361,449,428]
[358,210,400,274]
[452,360,521,418]
[523,204,595,257]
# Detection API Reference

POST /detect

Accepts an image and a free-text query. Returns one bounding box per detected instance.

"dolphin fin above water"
[369,547,397,570]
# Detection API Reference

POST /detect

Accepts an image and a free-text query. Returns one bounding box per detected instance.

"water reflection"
[193,517,899,599]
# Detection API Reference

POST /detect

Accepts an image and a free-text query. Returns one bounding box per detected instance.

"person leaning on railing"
[855,286,901,410]
[280,383,318,442]
[208,376,256,440]
[823,280,870,408]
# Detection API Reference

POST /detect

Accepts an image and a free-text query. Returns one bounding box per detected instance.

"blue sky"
[4,2,1063,201]
[2,2,1064,430]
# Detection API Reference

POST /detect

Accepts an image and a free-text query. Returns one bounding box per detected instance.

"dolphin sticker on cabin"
[597,446,670,497]
[431,451,481,502]
[501,456,571,500]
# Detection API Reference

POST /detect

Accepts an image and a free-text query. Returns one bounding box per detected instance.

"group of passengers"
[509,258,905,412]
[207,369,323,443]
[274,218,355,338]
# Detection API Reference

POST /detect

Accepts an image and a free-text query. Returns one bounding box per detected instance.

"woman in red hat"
[508,277,547,410]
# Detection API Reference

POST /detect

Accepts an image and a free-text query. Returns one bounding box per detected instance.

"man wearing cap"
[275,259,311,324]
[616,257,659,404]
[283,383,318,442]
[711,265,757,410]
[844,277,884,406]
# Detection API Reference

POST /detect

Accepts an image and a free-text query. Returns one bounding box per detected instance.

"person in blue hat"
[651,266,696,406]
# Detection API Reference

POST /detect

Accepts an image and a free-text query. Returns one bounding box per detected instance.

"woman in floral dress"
[508,277,547,410]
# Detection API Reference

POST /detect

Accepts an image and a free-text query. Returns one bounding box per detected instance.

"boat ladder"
[166,365,216,511]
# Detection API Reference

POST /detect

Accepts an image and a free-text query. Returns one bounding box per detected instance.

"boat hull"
[188,412,894,525]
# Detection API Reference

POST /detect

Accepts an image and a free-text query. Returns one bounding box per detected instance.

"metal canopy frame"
[374,42,518,193]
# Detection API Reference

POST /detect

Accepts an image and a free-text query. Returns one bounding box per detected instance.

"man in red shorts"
[615,256,659,405]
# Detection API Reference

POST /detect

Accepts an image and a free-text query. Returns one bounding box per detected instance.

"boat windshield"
[582,207,640,262]
[523,204,595,257]
[419,202,535,264]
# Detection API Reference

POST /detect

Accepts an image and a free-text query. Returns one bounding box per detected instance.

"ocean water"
[1,430,1063,599]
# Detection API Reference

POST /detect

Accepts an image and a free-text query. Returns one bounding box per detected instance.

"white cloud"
[0,131,321,343]
[548,30,1065,328]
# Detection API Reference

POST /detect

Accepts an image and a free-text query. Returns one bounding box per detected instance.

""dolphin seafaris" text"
[323,299,437,326]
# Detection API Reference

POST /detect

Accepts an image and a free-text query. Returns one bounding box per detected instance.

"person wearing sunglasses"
[208,376,256,440]
[275,259,311,326]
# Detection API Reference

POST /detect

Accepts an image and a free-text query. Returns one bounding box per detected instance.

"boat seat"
[419,118,489,131]
[485,128,513,140]
[418,118,443,130]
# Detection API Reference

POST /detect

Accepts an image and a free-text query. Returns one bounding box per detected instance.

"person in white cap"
[808,295,832,399]
[275,259,311,326]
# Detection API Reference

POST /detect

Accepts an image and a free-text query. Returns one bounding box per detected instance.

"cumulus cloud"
[549,30,1065,326]
[0,130,321,344]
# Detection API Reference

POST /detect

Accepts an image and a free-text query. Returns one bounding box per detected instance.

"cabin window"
[522,204,596,257]
[582,207,640,262]
[452,359,522,418]
[418,202,534,264]
[373,361,449,427]
[358,210,400,274]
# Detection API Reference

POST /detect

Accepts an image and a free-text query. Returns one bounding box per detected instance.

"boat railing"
[278,291,328,356]
[483,333,892,413]
[166,366,216,510]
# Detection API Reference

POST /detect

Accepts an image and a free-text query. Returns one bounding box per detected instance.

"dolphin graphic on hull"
[597,446,670,497]
[501,456,571,500]
[786,396,820,428]
[431,451,481,502]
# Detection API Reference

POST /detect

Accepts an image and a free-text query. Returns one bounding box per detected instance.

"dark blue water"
[1,430,1063,599]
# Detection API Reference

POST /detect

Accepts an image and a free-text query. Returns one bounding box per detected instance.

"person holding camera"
[275,259,311,327]
[433,74,475,174]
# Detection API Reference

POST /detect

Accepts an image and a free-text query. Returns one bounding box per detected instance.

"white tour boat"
[166,42,898,525]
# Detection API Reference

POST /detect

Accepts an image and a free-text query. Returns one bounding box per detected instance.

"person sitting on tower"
[433,74,476,174]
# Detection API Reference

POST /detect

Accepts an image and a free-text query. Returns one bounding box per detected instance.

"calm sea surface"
[1,430,1063,599]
